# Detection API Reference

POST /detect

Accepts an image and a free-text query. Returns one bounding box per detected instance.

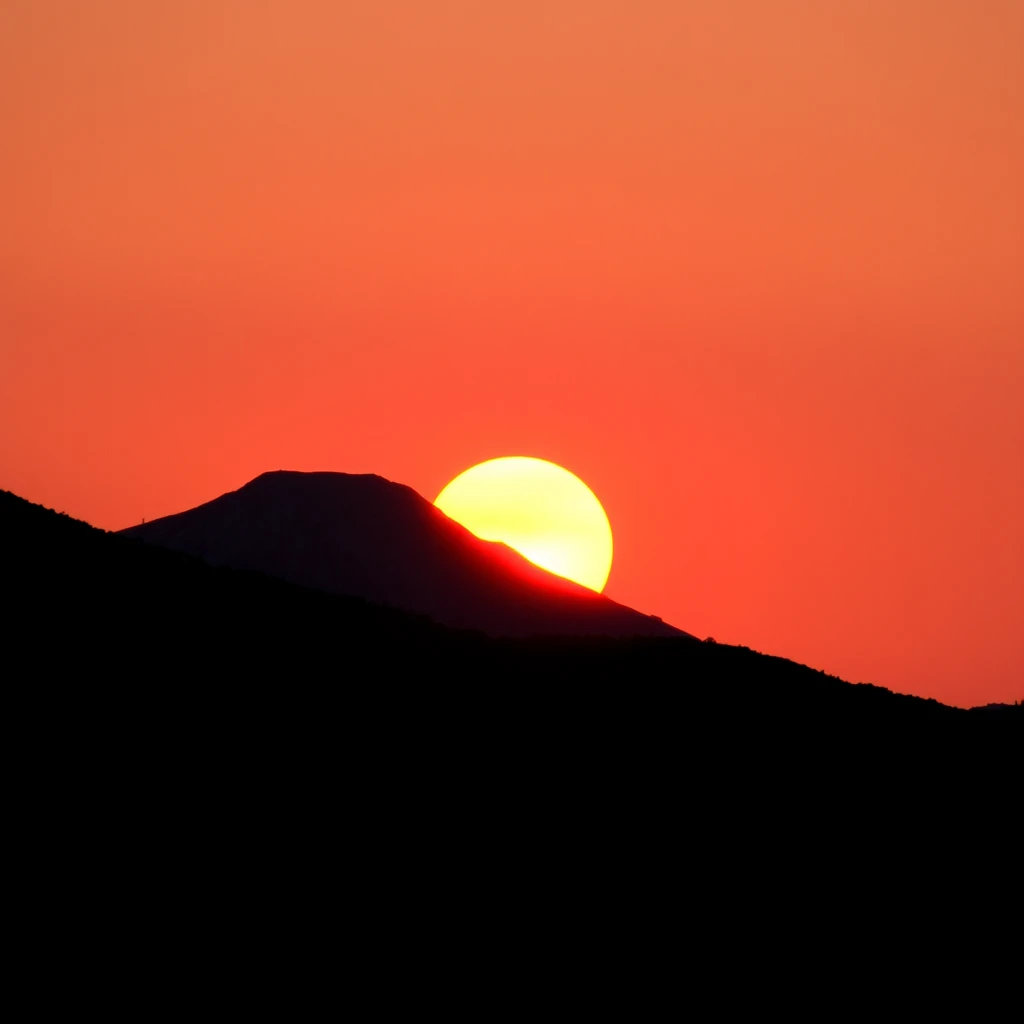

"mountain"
[0,485,957,701]
[4,481,1019,832]
[5,485,1018,984]
[120,470,687,639]
[6,485,1019,724]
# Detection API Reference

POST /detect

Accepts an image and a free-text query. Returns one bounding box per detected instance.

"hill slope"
[6,487,1019,980]
[120,470,687,638]
[6,485,1003,725]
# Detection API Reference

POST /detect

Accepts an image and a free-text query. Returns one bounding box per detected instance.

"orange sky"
[2,1,1021,706]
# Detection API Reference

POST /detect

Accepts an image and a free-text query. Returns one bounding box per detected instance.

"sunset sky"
[2,1,1021,706]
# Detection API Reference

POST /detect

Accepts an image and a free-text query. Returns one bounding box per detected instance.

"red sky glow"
[2,1,1021,706]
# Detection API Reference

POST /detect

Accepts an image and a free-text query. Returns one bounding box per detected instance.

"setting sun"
[435,457,613,592]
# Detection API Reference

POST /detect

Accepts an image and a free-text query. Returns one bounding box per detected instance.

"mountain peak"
[122,470,687,639]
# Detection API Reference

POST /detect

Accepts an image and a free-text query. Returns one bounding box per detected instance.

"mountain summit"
[121,471,687,639]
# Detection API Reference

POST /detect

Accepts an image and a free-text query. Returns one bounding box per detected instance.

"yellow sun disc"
[434,457,613,592]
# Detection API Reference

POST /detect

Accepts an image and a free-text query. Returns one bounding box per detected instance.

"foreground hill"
[5,487,1018,987]
[7,486,1017,726]
[121,470,686,639]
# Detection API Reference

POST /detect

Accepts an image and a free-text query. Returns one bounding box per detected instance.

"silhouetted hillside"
[121,471,687,639]
[7,486,1018,726]
[5,479,1020,907]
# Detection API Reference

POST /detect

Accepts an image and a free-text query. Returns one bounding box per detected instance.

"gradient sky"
[2,1,1021,706]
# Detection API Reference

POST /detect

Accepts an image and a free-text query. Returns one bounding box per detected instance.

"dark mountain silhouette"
[120,470,688,639]
[6,485,1018,722]
[6,486,1017,988]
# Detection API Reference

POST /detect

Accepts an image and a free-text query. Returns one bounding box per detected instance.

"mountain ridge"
[120,469,689,639]
[11,484,1023,716]
[6,485,1022,723]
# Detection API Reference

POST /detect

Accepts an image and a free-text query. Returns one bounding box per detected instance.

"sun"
[434,457,613,592]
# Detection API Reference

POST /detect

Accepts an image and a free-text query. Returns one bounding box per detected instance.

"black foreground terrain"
[4,485,1018,960]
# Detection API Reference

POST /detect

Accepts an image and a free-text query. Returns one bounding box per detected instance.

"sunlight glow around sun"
[434,457,613,592]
